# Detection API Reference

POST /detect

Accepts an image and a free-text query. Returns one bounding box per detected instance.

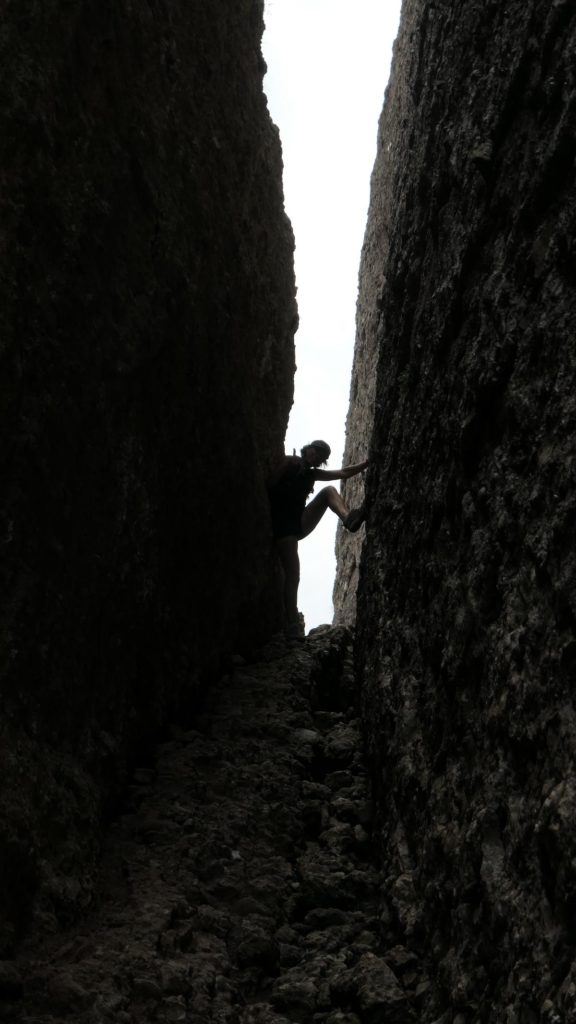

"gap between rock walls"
[7,626,435,1024]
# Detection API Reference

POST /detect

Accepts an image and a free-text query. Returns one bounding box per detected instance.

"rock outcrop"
[337,0,576,1019]
[0,2,295,952]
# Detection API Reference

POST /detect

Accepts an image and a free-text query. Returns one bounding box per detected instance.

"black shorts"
[271,507,303,541]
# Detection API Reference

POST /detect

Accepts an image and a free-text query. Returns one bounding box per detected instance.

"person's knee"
[321,485,338,500]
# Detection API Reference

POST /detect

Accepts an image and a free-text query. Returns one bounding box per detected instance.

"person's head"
[301,440,331,467]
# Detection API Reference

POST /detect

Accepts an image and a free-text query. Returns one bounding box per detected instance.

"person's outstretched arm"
[314,459,368,482]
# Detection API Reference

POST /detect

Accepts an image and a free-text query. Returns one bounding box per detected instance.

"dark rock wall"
[337,0,576,1018]
[0,1,296,950]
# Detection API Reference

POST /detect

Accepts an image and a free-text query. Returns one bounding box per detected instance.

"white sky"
[262,0,401,628]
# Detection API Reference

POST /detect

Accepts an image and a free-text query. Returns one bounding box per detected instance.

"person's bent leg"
[300,486,349,539]
[275,535,301,628]
[343,503,366,532]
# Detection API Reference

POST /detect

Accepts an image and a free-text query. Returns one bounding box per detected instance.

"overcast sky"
[262,0,402,628]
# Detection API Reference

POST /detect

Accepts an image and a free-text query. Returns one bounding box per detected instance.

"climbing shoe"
[343,505,366,533]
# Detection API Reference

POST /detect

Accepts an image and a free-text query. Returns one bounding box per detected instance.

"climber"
[268,440,368,639]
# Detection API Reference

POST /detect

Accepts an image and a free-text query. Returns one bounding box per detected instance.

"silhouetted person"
[268,440,367,638]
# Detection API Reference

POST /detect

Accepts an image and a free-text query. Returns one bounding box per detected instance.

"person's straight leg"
[275,535,300,625]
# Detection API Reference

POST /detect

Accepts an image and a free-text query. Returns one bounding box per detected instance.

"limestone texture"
[5,628,430,1024]
[336,0,576,1019]
[0,2,295,951]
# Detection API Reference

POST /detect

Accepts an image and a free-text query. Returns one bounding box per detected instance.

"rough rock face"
[0,2,295,951]
[337,0,576,1019]
[333,17,406,625]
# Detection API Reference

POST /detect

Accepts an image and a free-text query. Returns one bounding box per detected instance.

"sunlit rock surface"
[0,1,296,950]
[336,0,576,1018]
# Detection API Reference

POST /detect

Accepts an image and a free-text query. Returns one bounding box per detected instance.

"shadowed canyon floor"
[5,628,431,1024]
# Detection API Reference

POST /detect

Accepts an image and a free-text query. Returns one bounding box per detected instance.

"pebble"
[132,976,163,1000]
[46,972,93,1012]
[161,995,188,1021]
[304,908,350,929]
[160,962,190,995]
[352,953,408,1023]
[325,771,354,791]
[324,724,361,764]
[272,976,318,1012]
[229,921,280,970]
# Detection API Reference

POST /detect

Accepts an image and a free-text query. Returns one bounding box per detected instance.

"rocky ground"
[2,627,431,1024]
